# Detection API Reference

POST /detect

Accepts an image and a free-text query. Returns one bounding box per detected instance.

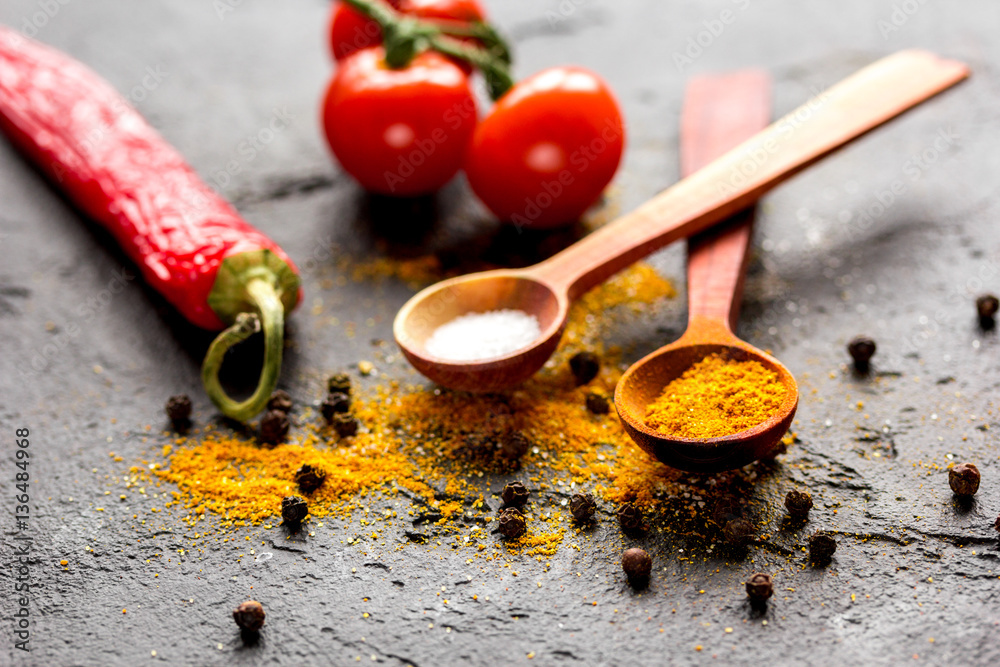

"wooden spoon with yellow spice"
[615,70,797,473]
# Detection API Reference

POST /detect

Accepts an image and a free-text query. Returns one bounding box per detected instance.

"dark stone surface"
[2,1,1000,665]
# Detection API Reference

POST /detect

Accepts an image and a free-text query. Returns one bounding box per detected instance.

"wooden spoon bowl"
[615,322,798,472]
[393,270,568,392]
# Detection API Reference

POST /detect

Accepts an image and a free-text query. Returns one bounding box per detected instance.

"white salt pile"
[424,309,542,362]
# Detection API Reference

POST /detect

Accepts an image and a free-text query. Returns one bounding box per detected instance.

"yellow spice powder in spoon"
[644,353,786,439]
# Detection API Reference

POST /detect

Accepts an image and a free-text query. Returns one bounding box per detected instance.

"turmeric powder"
[644,353,786,439]
[115,257,801,567]
[141,264,679,543]
[130,263,780,561]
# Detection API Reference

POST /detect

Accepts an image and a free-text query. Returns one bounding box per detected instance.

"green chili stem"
[201,279,285,422]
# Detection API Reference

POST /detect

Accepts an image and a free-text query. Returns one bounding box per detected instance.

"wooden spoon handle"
[531,49,968,299]
[682,70,771,332]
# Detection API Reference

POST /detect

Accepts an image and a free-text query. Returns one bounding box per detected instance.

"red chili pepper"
[0,26,301,421]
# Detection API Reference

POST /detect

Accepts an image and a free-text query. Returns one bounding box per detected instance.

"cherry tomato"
[465,67,625,229]
[398,0,486,23]
[322,47,478,196]
[328,3,386,61]
[328,0,486,62]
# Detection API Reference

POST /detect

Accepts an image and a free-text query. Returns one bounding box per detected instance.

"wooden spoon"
[614,70,794,473]
[394,50,968,392]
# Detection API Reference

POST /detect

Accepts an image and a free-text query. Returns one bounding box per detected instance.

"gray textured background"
[2,1,1000,665]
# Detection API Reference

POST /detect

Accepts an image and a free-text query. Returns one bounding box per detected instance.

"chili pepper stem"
[201,279,285,422]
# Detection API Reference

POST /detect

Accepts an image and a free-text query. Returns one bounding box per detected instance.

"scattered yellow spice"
[138,264,774,558]
[342,255,444,288]
[505,530,566,557]
[155,426,437,524]
[644,353,786,439]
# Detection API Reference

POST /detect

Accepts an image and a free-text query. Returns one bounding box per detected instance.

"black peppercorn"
[501,481,529,508]
[723,518,754,547]
[267,390,293,414]
[165,394,192,425]
[621,548,652,586]
[233,600,265,632]
[784,490,813,519]
[617,503,643,533]
[745,572,773,603]
[281,495,308,524]
[976,294,999,330]
[259,410,290,446]
[711,498,742,525]
[847,336,877,373]
[498,507,526,539]
[294,464,326,494]
[585,391,610,415]
[458,433,495,461]
[327,372,352,396]
[321,392,351,422]
[808,531,837,563]
[993,514,1000,533]
[499,431,530,461]
[569,493,597,523]
[569,351,601,386]
[949,462,980,497]
[330,413,359,438]
[487,402,515,435]
[491,401,514,417]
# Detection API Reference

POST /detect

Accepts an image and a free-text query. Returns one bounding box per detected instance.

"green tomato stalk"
[341,0,515,100]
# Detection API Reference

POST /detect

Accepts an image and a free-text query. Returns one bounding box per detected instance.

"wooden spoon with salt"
[614,70,794,473]
[394,50,968,393]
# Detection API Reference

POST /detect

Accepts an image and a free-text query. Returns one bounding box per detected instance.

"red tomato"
[328,0,486,62]
[465,67,625,229]
[328,3,385,61]
[322,47,478,196]
[398,0,486,22]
